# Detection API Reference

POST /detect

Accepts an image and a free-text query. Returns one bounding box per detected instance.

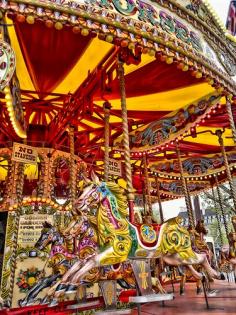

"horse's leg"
[163,252,220,280]
[66,248,117,290]
[61,260,83,283]
[196,278,202,294]
[52,259,85,297]
[70,254,99,284]
[234,264,236,282]
[54,250,112,297]
[180,269,186,295]
[19,273,61,306]
[186,265,203,280]
[197,253,222,279]
[152,277,166,294]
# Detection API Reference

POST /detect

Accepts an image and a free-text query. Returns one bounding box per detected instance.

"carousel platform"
[131,280,236,315]
[1,280,235,315]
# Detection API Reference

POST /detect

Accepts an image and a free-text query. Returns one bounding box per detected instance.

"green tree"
[201,184,234,215]
[207,218,228,245]
[200,183,234,246]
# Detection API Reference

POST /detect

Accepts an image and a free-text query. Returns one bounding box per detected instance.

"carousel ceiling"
[0,0,236,199]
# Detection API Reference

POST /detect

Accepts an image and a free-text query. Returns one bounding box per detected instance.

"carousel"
[0,0,235,313]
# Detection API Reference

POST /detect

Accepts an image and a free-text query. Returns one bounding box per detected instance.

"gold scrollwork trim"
[2,0,236,93]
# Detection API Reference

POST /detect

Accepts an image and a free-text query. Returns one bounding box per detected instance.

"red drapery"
[14,20,92,96]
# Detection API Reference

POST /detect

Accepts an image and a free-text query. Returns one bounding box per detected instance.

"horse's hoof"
[197,288,202,295]
[207,290,218,297]
[80,280,90,287]
[55,283,67,293]
[180,290,184,296]
[40,297,49,305]
[4,301,10,309]
[48,299,58,307]
[220,273,225,280]
[65,284,78,294]
[18,300,25,307]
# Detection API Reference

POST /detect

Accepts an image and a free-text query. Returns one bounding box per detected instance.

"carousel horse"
[48,173,221,303]
[219,216,236,279]
[180,220,214,295]
[194,219,213,261]
[18,222,78,306]
[31,217,135,306]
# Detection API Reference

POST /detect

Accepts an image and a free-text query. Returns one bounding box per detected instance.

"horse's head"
[232,216,236,232]
[75,172,128,233]
[195,219,208,235]
[35,222,59,250]
[75,172,105,213]
[229,231,236,243]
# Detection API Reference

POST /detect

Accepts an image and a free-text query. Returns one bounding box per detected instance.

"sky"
[209,0,231,22]
[161,0,231,220]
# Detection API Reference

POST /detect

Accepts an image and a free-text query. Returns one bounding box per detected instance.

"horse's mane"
[195,219,207,235]
[97,181,130,247]
[106,181,129,218]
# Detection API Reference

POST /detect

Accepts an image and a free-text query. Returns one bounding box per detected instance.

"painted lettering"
[174,19,190,43]
[82,0,203,52]
[137,0,158,25]
[159,10,175,34]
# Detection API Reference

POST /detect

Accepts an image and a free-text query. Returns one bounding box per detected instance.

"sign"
[18,214,53,247]
[108,158,121,176]
[12,142,38,165]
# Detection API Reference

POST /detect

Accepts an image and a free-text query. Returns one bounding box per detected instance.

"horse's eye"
[92,192,98,199]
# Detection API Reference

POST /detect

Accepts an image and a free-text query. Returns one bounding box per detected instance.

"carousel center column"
[117,60,135,223]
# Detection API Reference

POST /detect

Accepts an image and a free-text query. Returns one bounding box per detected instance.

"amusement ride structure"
[0,0,235,313]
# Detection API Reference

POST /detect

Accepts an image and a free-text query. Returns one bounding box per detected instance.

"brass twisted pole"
[185,177,195,224]
[216,129,236,210]
[103,102,111,182]
[176,146,195,227]
[226,96,236,144]
[143,155,152,217]
[211,185,223,246]
[8,162,24,305]
[69,126,76,208]
[214,175,229,243]
[155,177,164,224]
[44,153,53,198]
[117,60,134,223]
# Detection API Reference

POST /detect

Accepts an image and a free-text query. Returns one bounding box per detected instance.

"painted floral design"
[16,267,45,292]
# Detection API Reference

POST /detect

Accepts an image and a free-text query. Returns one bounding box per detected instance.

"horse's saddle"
[133,224,161,248]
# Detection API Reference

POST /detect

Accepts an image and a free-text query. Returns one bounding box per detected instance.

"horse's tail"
[156,217,197,260]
